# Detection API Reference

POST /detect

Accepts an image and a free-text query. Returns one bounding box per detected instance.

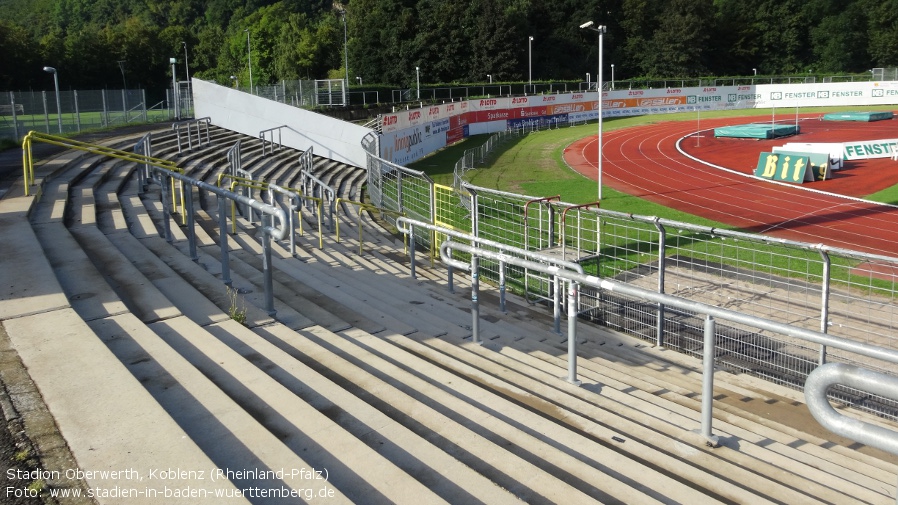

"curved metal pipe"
[804,363,898,456]
[397,217,583,274]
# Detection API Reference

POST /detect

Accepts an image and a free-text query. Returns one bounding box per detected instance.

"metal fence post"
[74,90,81,132]
[10,92,19,140]
[218,197,232,286]
[42,91,50,133]
[184,186,198,261]
[567,280,581,385]
[101,90,108,127]
[262,214,276,317]
[819,247,831,365]
[471,255,480,344]
[700,314,720,447]
[656,220,667,348]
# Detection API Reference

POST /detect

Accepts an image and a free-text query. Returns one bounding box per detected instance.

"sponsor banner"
[770,149,831,180]
[447,126,466,145]
[381,123,446,165]
[426,118,450,137]
[382,81,898,161]
[468,119,508,136]
[755,152,814,183]
[842,139,898,160]
[450,111,472,129]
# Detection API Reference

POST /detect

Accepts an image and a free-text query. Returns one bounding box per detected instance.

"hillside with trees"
[1,0,896,92]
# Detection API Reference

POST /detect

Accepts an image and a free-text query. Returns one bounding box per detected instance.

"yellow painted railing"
[223,178,324,249]
[22,131,185,219]
[335,198,406,256]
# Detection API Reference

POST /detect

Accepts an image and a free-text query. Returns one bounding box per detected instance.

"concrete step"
[403,331,886,504]
[254,322,685,504]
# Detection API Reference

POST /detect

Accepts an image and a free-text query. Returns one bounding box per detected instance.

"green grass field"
[409,105,898,292]
[410,105,898,229]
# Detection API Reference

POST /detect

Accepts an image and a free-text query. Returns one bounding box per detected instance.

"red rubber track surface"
[563,113,898,257]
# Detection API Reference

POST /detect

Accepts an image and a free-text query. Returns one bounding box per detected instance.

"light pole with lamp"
[231,75,238,88]
[182,41,191,115]
[528,36,534,93]
[586,72,591,89]
[340,9,349,105]
[170,58,179,120]
[580,21,606,200]
[356,76,362,85]
[610,64,615,90]
[487,74,492,83]
[42,66,63,134]
[244,29,253,93]
[416,66,420,100]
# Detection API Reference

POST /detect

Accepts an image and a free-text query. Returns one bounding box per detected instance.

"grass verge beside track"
[410,105,898,229]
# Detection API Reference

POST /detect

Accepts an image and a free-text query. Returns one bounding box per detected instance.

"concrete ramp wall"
[192,78,371,168]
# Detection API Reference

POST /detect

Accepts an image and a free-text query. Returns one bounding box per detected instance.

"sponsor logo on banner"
[447,126,465,145]
[548,103,586,114]
[479,99,498,108]
[628,90,644,96]
[667,89,682,94]
[572,94,584,100]
[512,97,528,105]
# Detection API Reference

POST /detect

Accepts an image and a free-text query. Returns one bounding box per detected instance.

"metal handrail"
[559,201,601,261]
[438,237,898,451]
[259,125,286,156]
[335,198,405,256]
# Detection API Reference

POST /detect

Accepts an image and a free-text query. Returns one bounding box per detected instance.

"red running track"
[563,114,898,258]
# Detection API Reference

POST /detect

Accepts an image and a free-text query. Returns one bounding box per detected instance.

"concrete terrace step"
[254,323,687,504]
[403,331,888,504]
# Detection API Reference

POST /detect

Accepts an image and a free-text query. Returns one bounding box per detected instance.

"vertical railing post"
[553,275,562,334]
[159,174,173,243]
[262,215,276,317]
[498,260,507,313]
[408,224,417,279]
[700,314,720,447]
[184,186,198,261]
[567,280,581,385]
[819,247,831,365]
[218,197,232,286]
[655,220,667,348]
[471,255,481,344]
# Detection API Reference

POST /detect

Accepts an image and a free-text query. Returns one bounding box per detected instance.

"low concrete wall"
[192,78,372,168]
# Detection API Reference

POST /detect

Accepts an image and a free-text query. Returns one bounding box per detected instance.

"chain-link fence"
[0,87,188,141]
[364,144,898,416]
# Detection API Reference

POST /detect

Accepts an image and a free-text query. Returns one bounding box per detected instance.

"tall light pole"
[43,66,62,133]
[586,72,591,89]
[170,58,179,120]
[182,41,191,114]
[580,21,606,200]
[415,66,420,100]
[244,29,253,93]
[610,64,615,90]
[487,74,492,83]
[528,36,534,93]
[341,10,349,98]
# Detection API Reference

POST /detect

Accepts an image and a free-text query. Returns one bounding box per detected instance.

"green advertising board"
[755,152,814,183]
[770,149,832,181]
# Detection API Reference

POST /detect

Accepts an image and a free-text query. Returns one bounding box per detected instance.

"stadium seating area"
[1,124,896,503]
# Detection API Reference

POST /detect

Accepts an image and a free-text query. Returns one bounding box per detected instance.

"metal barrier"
[172,117,211,153]
[397,217,584,332]
[438,237,898,451]
[259,125,286,156]
[336,198,405,256]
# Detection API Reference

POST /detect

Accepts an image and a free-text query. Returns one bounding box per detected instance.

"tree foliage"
[0,0,896,92]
